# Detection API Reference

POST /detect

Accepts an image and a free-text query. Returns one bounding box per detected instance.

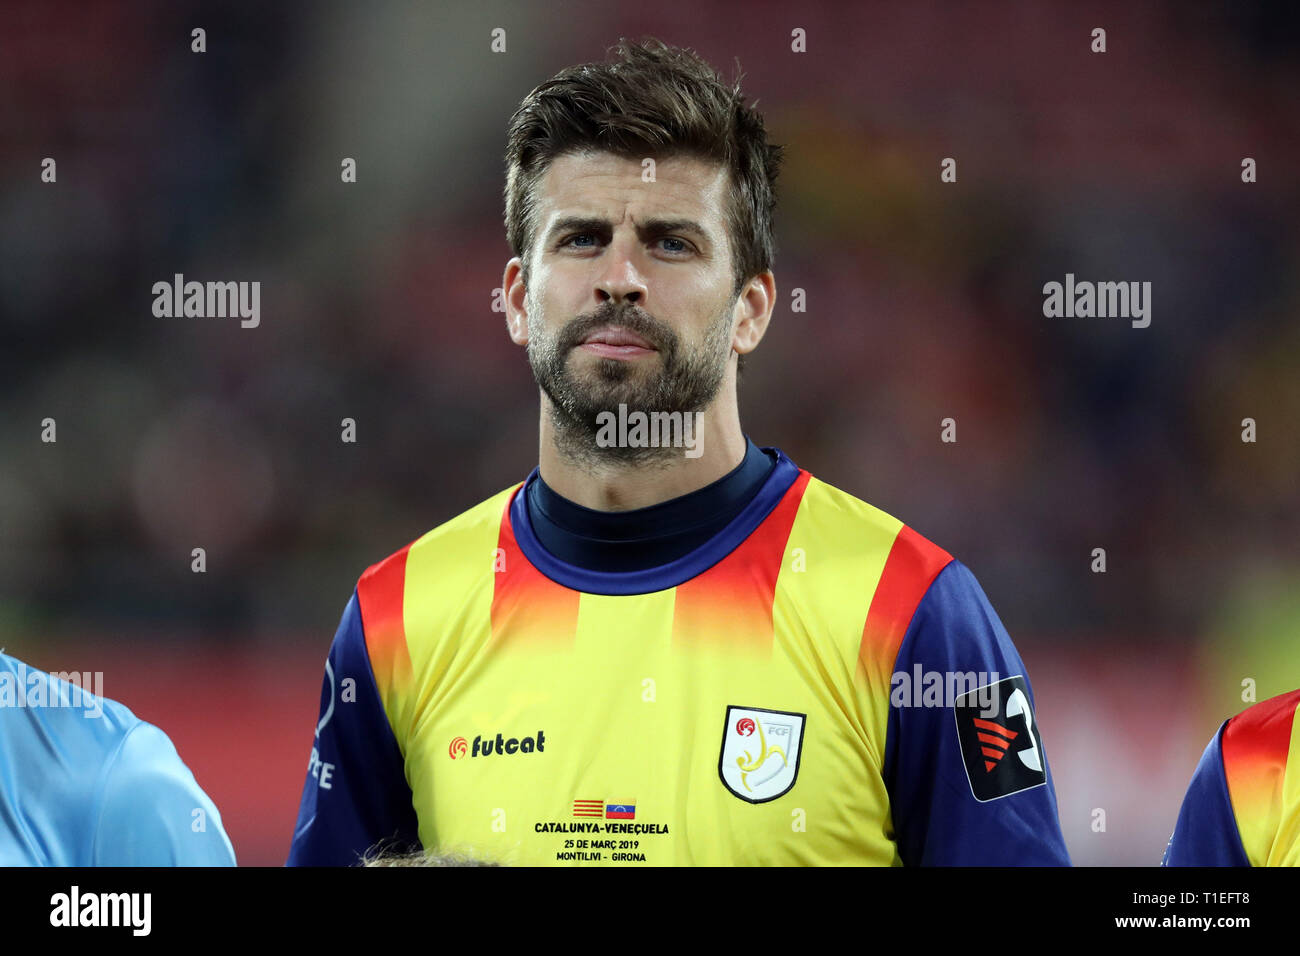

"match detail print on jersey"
[718,705,807,803]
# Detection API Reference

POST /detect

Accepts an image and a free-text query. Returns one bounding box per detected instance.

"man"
[288,37,1068,866]
[0,651,236,865]
[1162,688,1299,866]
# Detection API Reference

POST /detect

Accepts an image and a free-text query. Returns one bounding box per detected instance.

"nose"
[594,243,647,307]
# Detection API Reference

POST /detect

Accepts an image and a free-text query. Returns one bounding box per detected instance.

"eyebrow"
[545,215,712,246]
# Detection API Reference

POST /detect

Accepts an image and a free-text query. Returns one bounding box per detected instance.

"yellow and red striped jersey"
[288,449,1069,865]
[1164,688,1300,866]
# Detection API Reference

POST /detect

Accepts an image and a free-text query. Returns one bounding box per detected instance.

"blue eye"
[558,233,692,254]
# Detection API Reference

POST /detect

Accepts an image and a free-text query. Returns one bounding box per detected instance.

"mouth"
[578,325,658,359]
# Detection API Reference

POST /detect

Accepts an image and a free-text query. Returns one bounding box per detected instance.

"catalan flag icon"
[572,799,604,818]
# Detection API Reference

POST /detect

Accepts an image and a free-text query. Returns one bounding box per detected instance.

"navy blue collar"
[511,445,801,595]
[530,436,774,552]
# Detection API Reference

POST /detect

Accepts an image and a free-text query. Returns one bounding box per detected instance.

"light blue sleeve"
[90,721,237,866]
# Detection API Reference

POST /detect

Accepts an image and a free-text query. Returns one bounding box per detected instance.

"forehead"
[534,150,730,226]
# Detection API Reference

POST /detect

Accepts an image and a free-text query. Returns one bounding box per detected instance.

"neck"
[536,384,747,512]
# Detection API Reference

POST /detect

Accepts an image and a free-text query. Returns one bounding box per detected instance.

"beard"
[527,296,734,467]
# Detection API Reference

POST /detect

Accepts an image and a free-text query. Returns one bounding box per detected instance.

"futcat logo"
[449,730,546,758]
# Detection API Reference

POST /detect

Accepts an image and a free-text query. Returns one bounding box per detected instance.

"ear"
[503,257,529,346]
[731,270,775,356]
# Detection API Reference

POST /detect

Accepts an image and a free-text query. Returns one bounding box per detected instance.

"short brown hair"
[503,36,784,307]
[360,846,501,866]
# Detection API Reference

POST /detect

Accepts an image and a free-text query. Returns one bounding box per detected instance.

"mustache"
[557,305,676,354]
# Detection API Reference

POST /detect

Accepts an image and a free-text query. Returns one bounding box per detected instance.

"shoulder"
[95,719,200,823]
[1222,688,1300,774]
[93,719,236,865]
[794,472,910,543]
[348,483,522,686]
[0,653,140,772]
[796,472,953,563]
[796,471,1017,670]
[0,653,196,863]
[357,482,522,602]
[1224,688,1300,739]
[1216,689,1300,866]
[797,470,956,598]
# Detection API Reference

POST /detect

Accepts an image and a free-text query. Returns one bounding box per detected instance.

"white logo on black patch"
[953,675,1046,802]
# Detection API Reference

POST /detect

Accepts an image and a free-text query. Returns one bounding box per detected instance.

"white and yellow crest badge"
[718,706,806,803]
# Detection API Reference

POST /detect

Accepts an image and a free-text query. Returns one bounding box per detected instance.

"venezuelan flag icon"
[605,802,636,819]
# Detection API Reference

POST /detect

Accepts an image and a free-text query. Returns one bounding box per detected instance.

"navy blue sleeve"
[286,591,421,866]
[883,560,1071,865]
[1161,722,1250,866]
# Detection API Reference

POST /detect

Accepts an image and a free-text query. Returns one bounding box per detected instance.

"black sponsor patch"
[953,675,1047,802]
